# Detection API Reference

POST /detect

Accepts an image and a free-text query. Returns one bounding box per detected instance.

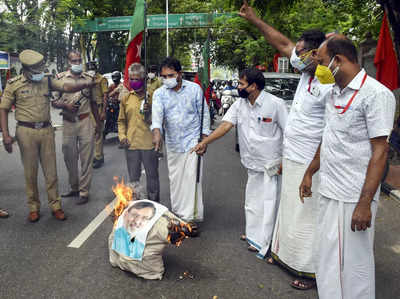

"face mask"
[163,77,178,89]
[30,72,45,82]
[71,64,83,74]
[315,56,339,84]
[238,85,250,98]
[130,79,144,90]
[112,80,120,85]
[148,73,155,80]
[290,47,313,71]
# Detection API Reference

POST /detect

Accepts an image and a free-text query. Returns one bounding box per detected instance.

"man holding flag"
[151,57,211,223]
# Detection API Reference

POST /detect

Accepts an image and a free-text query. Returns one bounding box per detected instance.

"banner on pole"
[0,51,10,69]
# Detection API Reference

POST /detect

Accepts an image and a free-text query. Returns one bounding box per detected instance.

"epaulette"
[7,75,22,85]
[56,71,67,80]
[82,72,94,79]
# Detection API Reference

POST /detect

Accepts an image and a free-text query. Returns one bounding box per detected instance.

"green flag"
[200,38,210,90]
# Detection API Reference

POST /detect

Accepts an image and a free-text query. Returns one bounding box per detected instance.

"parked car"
[263,72,301,110]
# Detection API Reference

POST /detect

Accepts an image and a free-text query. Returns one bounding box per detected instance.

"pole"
[166,0,169,56]
[196,29,210,183]
[143,0,150,123]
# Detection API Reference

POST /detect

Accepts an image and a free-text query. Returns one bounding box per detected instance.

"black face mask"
[112,80,120,85]
[238,85,250,98]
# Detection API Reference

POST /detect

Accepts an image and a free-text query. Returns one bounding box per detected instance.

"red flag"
[6,69,11,81]
[374,12,399,91]
[124,0,145,89]
[273,53,281,72]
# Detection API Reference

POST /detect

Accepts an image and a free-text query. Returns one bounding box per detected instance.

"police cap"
[19,50,45,69]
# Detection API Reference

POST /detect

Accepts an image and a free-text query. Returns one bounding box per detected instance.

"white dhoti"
[271,158,319,276]
[245,169,281,259]
[316,195,377,299]
[166,150,204,222]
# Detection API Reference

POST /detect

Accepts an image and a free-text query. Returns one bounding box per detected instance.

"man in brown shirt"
[118,63,159,202]
[0,49,95,222]
[52,51,101,205]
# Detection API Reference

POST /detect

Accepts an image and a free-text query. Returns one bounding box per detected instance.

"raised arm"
[239,0,295,58]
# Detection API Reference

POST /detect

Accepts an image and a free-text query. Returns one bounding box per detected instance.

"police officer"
[87,61,108,169]
[147,65,162,98]
[52,51,101,205]
[0,49,94,222]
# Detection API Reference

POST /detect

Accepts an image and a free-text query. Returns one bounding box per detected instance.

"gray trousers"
[125,149,160,202]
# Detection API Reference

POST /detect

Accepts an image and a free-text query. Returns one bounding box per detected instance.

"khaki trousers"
[62,116,95,197]
[94,106,104,160]
[16,125,61,212]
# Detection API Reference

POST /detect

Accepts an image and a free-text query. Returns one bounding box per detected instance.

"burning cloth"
[109,199,195,280]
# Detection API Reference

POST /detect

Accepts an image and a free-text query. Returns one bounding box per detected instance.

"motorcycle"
[103,100,120,139]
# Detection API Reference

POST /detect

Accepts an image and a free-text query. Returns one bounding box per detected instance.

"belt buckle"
[34,122,44,129]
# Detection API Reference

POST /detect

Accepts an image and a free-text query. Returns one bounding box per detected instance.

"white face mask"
[31,72,44,82]
[290,47,312,71]
[163,77,178,89]
[148,72,156,79]
[87,70,96,77]
[71,64,83,74]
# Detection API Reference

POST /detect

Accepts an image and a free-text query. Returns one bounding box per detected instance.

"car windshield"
[264,78,299,102]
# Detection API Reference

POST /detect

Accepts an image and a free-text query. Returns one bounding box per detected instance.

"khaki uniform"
[0,74,66,212]
[147,77,162,99]
[92,73,108,161]
[56,70,96,198]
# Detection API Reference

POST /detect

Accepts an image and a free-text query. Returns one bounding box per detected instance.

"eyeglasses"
[70,58,82,64]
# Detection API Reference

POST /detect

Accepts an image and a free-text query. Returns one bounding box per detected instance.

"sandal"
[247,245,258,252]
[290,279,316,290]
[266,257,275,265]
[240,234,246,241]
[0,209,9,218]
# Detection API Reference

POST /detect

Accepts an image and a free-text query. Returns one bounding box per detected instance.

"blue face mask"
[31,72,44,82]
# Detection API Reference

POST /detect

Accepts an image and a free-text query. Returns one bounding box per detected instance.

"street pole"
[143,0,150,123]
[166,0,169,56]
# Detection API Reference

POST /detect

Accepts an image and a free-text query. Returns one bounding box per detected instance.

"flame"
[112,176,135,224]
[167,221,193,247]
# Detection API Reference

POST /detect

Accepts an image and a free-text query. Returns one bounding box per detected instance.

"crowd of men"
[0,1,397,298]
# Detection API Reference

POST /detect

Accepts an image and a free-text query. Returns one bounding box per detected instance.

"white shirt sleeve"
[365,89,396,139]
[150,89,164,133]
[222,100,240,125]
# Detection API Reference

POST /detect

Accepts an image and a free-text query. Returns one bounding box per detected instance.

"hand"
[95,122,102,137]
[65,103,79,113]
[277,163,283,175]
[299,172,313,203]
[2,135,14,153]
[239,0,258,21]
[99,111,106,121]
[119,138,130,148]
[351,202,372,232]
[190,142,207,155]
[152,130,162,151]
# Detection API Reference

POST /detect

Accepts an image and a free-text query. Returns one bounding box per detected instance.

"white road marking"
[68,198,115,248]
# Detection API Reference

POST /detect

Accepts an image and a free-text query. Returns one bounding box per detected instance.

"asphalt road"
[1,113,400,299]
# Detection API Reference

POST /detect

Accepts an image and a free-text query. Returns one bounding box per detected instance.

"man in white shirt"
[192,68,288,258]
[300,36,396,299]
[239,1,330,289]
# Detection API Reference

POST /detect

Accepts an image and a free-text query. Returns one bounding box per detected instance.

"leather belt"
[17,121,51,129]
[78,113,90,121]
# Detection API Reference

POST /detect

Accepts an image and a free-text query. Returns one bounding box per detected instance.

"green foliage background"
[0,0,387,75]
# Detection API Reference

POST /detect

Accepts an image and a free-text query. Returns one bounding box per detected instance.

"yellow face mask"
[315,56,339,84]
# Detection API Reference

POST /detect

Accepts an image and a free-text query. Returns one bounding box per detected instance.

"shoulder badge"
[7,75,22,85]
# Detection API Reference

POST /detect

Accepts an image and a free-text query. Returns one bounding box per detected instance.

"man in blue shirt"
[151,57,211,223]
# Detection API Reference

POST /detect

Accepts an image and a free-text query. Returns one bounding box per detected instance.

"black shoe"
[76,196,89,205]
[93,158,104,169]
[61,190,79,197]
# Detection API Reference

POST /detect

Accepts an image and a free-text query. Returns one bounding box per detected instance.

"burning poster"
[112,200,167,260]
